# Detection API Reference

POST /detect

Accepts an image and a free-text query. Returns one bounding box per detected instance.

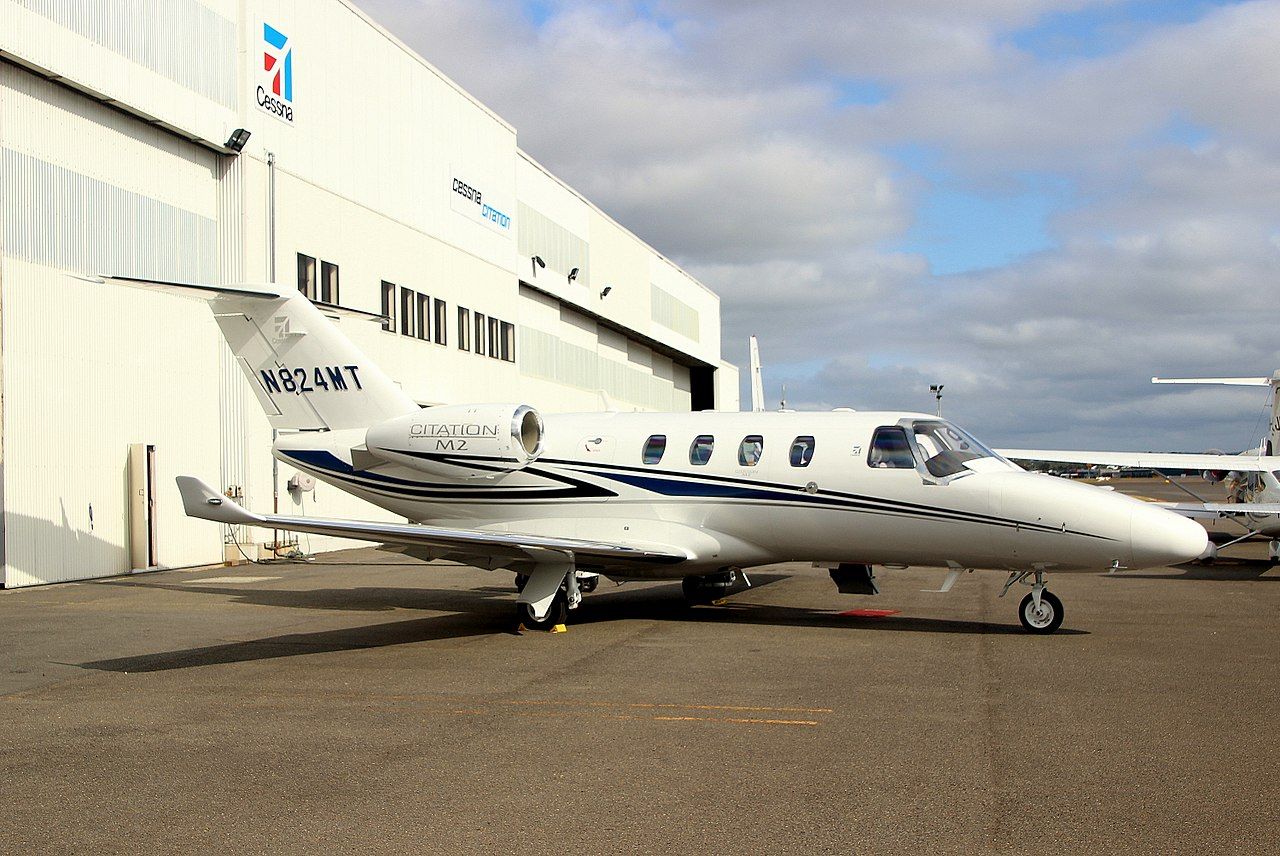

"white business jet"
[129,279,1206,634]
[1001,373,1280,556]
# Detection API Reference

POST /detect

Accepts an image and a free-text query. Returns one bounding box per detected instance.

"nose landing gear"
[1002,568,1065,634]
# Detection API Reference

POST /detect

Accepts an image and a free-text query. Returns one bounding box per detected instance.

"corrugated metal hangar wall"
[0,0,739,587]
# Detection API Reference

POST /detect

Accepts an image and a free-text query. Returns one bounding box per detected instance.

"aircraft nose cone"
[1128,503,1209,569]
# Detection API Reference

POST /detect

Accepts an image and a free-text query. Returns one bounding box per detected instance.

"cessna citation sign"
[106,278,1208,635]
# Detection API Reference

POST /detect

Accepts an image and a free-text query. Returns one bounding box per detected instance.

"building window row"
[457,307,515,363]
[642,434,816,468]
[372,288,515,364]
[297,253,340,304]
[381,281,446,345]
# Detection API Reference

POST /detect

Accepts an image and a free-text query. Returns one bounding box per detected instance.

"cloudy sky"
[357,0,1280,450]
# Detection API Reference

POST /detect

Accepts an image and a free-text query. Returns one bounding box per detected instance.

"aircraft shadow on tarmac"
[1111,557,1280,582]
[81,574,1075,673]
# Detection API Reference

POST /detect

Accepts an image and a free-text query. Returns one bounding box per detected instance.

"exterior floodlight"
[225,128,252,152]
[532,255,546,268]
[568,267,579,283]
[930,384,944,416]
[599,286,612,299]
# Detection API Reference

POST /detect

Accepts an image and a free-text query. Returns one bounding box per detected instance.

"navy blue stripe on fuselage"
[280,450,615,500]
[547,458,1109,540]
[280,449,1114,541]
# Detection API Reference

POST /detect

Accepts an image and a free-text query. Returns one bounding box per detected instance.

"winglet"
[175,476,262,525]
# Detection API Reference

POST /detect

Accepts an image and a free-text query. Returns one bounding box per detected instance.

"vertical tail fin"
[108,278,419,430]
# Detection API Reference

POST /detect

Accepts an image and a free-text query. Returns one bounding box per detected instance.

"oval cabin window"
[689,435,715,466]
[790,436,816,467]
[642,435,666,465]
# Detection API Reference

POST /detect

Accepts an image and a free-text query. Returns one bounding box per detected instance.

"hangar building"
[0,0,739,587]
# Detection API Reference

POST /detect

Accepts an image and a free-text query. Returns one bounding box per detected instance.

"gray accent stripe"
[2,147,218,282]
[13,0,237,107]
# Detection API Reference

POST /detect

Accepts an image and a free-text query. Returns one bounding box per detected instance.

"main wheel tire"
[682,576,710,605]
[518,590,568,631]
[1018,590,1064,634]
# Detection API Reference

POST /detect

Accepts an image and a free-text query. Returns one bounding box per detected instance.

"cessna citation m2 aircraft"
[128,278,1207,634]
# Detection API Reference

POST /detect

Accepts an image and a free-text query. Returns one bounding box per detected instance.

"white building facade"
[0,0,739,588]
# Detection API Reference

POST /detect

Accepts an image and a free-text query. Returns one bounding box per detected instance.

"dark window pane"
[380,281,395,331]
[400,288,414,336]
[738,435,764,467]
[474,313,486,356]
[790,436,816,467]
[297,253,316,299]
[434,299,447,345]
[500,321,514,362]
[868,427,916,469]
[415,293,430,341]
[488,316,500,359]
[458,307,471,350]
[642,435,666,465]
[320,260,338,304]
[689,435,714,466]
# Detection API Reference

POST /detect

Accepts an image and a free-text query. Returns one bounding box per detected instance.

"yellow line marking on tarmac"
[502,699,832,714]
[653,715,818,726]
[512,710,818,727]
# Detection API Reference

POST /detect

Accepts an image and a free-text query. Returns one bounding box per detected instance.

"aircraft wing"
[176,476,689,568]
[998,449,1280,472]
[1160,502,1280,518]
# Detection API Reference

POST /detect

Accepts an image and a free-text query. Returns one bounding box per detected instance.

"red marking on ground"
[839,608,900,618]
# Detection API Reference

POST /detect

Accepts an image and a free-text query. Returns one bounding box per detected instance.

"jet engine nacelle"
[364,403,545,479]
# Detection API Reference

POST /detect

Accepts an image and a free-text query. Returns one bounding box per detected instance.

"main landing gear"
[681,570,744,605]
[1001,568,1064,634]
[514,562,600,631]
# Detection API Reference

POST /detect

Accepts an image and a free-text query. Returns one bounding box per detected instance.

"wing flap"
[176,476,688,566]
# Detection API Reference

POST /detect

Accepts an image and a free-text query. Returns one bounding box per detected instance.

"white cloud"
[355,0,1280,451]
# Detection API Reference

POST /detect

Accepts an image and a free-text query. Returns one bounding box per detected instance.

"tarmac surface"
[2,477,1279,854]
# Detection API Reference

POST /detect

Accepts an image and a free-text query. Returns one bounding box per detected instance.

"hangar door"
[0,63,225,586]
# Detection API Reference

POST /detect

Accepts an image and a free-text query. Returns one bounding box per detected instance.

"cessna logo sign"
[257,23,294,123]
[450,173,511,233]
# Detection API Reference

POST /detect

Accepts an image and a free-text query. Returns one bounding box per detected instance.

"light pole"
[929,384,944,416]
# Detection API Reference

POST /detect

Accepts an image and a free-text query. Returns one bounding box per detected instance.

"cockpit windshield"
[909,420,1003,478]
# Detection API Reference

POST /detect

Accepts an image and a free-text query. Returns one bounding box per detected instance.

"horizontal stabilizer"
[102,275,282,301]
[176,476,688,567]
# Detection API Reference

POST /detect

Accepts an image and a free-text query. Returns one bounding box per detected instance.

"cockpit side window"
[867,427,916,469]
[642,435,666,465]
[690,435,715,466]
[910,420,999,478]
[790,436,816,467]
[738,435,764,467]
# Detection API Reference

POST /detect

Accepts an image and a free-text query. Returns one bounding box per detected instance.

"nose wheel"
[1002,569,1065,634]
[1018,589,1063,634]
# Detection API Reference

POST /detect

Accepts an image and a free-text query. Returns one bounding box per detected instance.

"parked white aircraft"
[130,279,1207,634]
[1000,373,1280,555]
